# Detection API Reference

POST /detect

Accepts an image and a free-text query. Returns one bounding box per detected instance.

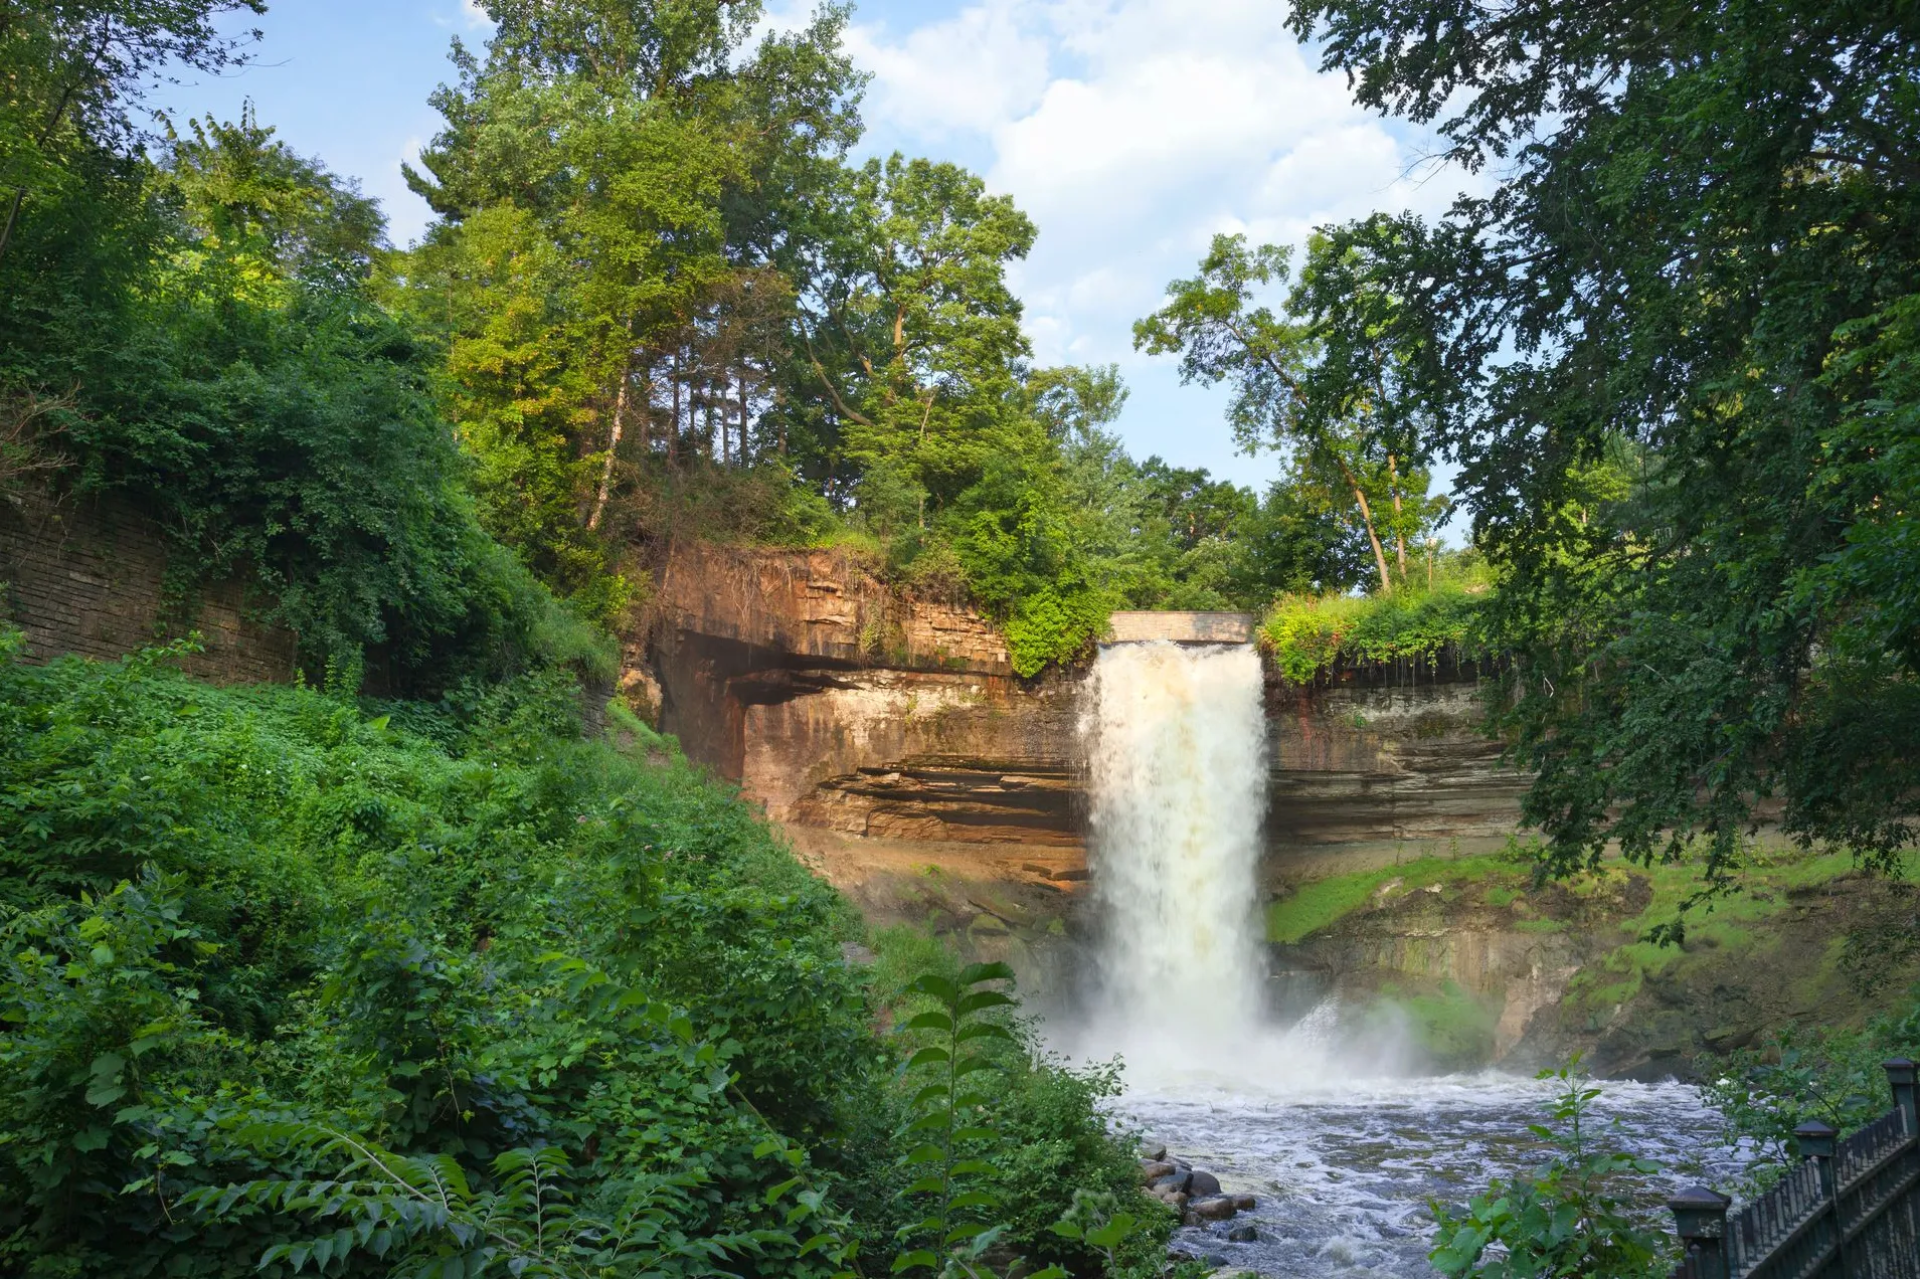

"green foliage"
[1135,232,1450,597]
[0,642,870,1275]
[0,641,1150,1278]
[183,1127,736,1279]
[1260,562,1494,683]
[0,0,263,264]
[1429,1059,1669,1279]
[891,962,1025,1278]
[984,1053,1170,1279]
[0,81,601,691]
[1702,993,1920,1194]
[1283,0,1920,887]
[1047,1191,1154,1279]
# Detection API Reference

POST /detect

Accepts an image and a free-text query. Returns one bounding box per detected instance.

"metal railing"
[1669,1058,1920,1279]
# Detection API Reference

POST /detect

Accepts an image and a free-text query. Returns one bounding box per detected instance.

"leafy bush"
[1702,992,1920,1193]
[0,112,601,694]
[1429,1059,1670,1279]
[0,640,1154,1278]
[1261,566,1495,684]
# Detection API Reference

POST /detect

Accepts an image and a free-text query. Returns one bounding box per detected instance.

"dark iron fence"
[1669,1058,1920,1279]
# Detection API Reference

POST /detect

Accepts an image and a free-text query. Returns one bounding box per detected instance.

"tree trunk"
[0,190,25,265]
[1339,458,1394,595]
[737,370,749,467]
[587,366,628,532]
[1387,453,1409,583]
[637,372,650,457]
[668,349,681,465]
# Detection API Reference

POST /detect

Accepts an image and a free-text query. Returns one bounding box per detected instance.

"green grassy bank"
[1266,840,1920,1072]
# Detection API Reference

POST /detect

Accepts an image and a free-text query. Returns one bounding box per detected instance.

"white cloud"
[843,0,1486,485]
[846,1,1052,139]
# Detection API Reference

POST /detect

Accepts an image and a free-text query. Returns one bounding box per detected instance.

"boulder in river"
[1230,1194,1256,1211]
[1139,1143,1168,1162]
[1186,1196,1237,1222]
[1227,1225,1257,1243]
[1187,1170,1222,1198]
[1152,1169,1193,1194]
[1140,1160,1176,1182]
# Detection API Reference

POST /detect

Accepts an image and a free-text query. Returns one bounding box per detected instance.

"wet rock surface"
[1139,1156,1254,1229]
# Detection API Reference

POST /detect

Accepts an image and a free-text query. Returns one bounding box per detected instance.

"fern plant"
[891,961,1064,1279]
[182,1124,732,1278]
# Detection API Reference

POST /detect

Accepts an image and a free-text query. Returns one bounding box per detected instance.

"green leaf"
[953,1023,1014,1044]
[905,975,960,1003]
[955,990,1014,1015]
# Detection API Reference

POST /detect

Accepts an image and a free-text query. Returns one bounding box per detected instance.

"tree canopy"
[1283,0,1920,895]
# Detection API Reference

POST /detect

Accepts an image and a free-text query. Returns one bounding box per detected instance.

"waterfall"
[1079,639,1270,1069]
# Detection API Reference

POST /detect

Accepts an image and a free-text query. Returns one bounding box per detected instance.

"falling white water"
[1076,640,1271,1077]
[1060,641,1740,1279]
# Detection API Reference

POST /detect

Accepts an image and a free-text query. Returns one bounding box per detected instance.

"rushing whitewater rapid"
[1061,635,1737,1276]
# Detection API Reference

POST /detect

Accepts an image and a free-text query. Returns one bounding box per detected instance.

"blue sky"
[159,0,1479,496]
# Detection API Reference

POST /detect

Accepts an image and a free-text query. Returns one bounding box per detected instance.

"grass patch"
[1265,853,1520,944]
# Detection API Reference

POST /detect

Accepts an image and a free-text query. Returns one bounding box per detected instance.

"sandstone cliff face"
[645,544,1529,965]
[651,543,1528,864]
[1264,665,1531,857]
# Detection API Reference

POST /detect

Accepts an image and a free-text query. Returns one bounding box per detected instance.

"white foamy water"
[1055,633,1738,1274]
[1071,640,1270,1081]
[1120,1073,1741,1277]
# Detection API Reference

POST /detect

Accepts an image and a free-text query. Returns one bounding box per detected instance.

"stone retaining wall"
[0,493,295,683]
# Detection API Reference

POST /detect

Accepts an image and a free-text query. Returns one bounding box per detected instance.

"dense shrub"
[0,638,1155,1278]
[1260,560,1496,684]
[1703,995,1920,1194]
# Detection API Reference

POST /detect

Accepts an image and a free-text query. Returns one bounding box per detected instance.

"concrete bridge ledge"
[1105,611,1257,645]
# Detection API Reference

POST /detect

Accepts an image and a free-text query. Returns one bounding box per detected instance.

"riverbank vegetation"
[0,635,1166,1277]
[1265,840,1920,1077]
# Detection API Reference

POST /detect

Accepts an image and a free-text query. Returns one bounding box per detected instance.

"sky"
[156,0,1482,494]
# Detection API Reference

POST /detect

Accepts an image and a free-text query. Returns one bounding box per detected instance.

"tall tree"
[1286,0,1920,894]
[801,154,1037,528]
[0,0,262,261]
[1134,232,1443,594]
[397,0,860,618]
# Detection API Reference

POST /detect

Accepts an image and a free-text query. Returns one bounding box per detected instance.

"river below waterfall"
[1114,1070,1742,1278]
[1073,635,1749,1275]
